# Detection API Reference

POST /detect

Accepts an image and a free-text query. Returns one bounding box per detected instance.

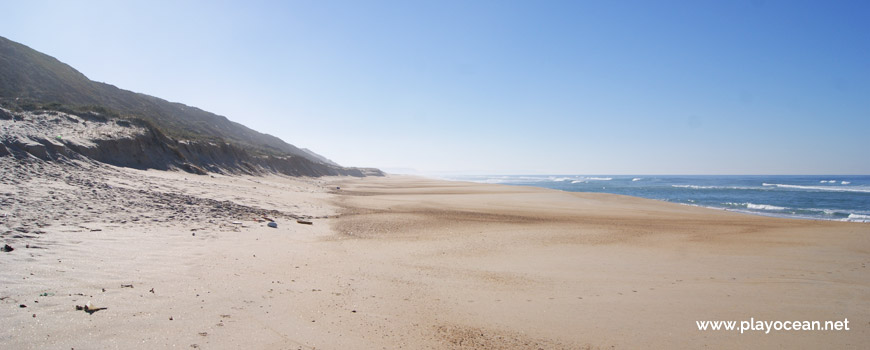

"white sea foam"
[632,178,642,181]
[705,203,867,223]
[672,184,764,190]
[746,203,787,211]
[672,185,715,189]
[723,202,788,211]
[807,208,869,216]
[842,181,851,185]
[688,203,865,223]
[761,183,870,193]
[673,184,738,190]
[568,177,611,183]
[820,180,844,184]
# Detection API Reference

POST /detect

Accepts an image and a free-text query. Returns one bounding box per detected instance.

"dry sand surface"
[2,164,869,349]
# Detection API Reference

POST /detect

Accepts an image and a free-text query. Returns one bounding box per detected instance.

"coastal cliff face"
[0,108,381,177]
[0,35,382,177]
[0,36,317,162]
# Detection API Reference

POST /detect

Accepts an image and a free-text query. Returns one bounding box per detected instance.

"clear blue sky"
[2,0,868,174]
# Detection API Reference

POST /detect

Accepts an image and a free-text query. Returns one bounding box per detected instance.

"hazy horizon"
[2,0,868,174]
[386,169,870,176]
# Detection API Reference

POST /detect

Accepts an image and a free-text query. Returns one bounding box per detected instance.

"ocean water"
[444,175,870,222]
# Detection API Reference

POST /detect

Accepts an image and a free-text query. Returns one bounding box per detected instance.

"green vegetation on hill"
[0,36,326,161]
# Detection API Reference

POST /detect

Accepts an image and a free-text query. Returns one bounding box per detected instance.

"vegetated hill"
[0,35,328,163]
[300,148,340,167]
[0,36,381,177]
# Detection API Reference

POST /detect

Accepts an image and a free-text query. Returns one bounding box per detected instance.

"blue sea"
[444,175,870,223]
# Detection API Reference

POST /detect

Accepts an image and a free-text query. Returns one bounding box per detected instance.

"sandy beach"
[3,3,868,348]
[2,164,869,349]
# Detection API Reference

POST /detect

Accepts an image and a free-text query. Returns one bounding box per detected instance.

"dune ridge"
[0,107,380,177]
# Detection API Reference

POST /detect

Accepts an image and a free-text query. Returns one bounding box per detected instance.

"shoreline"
[2,168,869,349]
[433,175,870,224]
[329,175,870,348]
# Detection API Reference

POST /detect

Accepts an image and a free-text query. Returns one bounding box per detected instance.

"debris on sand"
[267,222,278,228]
[2,244,13,252]
[296,220,312,225]
[76,301,107,314]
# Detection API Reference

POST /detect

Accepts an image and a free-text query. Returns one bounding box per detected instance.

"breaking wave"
[570,177,612,183]
[671,185,759,190]
[746,203,787,211]
[445,175,868,223]
[672,185,718,189]
[723,202,788,211]
[762,183,870,193]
